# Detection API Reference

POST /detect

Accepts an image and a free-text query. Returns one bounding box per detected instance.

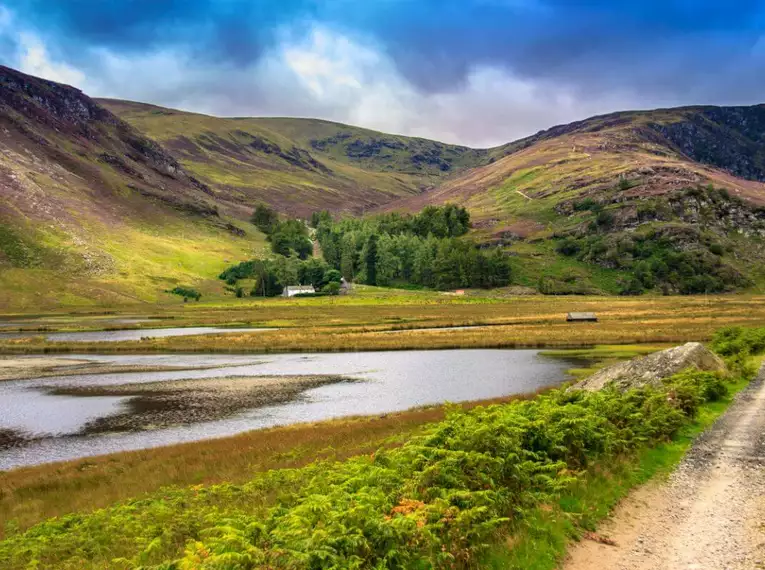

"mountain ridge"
[3,63,765,306]
[97,98,491,218]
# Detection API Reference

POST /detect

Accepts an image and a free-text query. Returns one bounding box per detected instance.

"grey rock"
[572,342,728,392]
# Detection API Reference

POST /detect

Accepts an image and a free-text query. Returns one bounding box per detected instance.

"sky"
[1,1,764,147]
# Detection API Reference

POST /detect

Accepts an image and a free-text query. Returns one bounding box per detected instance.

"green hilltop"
[97,99,490,218]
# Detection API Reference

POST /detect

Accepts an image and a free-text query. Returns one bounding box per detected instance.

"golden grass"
[2,294,763,353]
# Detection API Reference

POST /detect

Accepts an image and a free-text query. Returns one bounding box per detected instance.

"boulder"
[572,342,728,392]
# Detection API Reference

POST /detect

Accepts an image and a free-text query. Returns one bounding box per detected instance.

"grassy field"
[1,291,764,353]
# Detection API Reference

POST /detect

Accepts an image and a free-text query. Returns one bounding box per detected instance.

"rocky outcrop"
[573,342,728,392]
[0,64,222,217]
[650,106,765,182]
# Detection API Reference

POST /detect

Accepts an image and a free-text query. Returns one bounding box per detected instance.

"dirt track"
[563,365,765,570]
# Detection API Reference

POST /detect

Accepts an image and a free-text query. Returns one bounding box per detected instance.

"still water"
[0,327,272,342]
[0,350,579,469]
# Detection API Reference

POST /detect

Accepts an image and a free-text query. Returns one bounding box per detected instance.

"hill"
[3,63,765,306]
[388,106,765,293]
[0,66,260,309]
[97,99,489,218]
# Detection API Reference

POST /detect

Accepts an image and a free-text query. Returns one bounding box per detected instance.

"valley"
[1,292,764,354]
[3,65,765,308]
[2,62,765,570]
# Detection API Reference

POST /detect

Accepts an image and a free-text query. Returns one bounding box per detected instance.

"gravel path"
[563,365,765,570]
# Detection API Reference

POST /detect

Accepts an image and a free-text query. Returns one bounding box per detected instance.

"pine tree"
[340,234,356,282]
[363,234,378,285]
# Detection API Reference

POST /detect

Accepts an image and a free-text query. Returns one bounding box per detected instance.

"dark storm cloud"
[8,0,765,93]
[3,0,765,146]
[7,0,316,64]
[351,0,765,93]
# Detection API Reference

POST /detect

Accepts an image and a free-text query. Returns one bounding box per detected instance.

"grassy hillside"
[99,99,489,218]
[3,62,765,307]
[386,106,765,294]
[0,66,264,309]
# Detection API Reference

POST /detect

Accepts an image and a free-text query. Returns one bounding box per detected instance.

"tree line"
[252,205,313,259]
[315,205,511,289]
[219,203,511,296]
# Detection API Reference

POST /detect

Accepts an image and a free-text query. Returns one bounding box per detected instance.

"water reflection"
[0,349,579,469]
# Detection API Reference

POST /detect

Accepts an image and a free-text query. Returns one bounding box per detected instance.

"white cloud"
[0,13,648,147]
[0,5,85,88]
[277,26,418,133]
[283,29,366,95]
[261,25,639,146]
[16,32,86,87]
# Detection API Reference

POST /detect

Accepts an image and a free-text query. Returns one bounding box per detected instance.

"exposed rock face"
[650,106,765,182]
[0,64,219,215]
[573,342,728,392]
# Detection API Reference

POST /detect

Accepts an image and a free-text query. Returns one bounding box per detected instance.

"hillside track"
[563,365,765,570]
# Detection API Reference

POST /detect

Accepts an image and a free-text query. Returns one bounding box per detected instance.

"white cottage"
[282,285,315,297]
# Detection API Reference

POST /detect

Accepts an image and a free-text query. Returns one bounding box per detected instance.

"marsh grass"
[1,294,763,353]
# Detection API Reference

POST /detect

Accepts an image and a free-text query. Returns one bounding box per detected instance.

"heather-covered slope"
[4,62,765,306]
[388,106,765,293]
[98,99,489,218]
[0,66,260,309]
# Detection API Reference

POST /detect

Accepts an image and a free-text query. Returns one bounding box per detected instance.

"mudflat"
[0,357,92,381]
[48,375,351,433]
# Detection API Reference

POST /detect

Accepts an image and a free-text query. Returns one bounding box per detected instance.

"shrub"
[168,286,201,301]
[310,210,332,228]
[711,326,765,357]
[556,230,746,295]
[663,370,728,417]
[573,198,601,212]
[595,210,615,228]
[619,277,645,296]
[251,203,278,234]
[323,281,341,295]
[555,237,581,256]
